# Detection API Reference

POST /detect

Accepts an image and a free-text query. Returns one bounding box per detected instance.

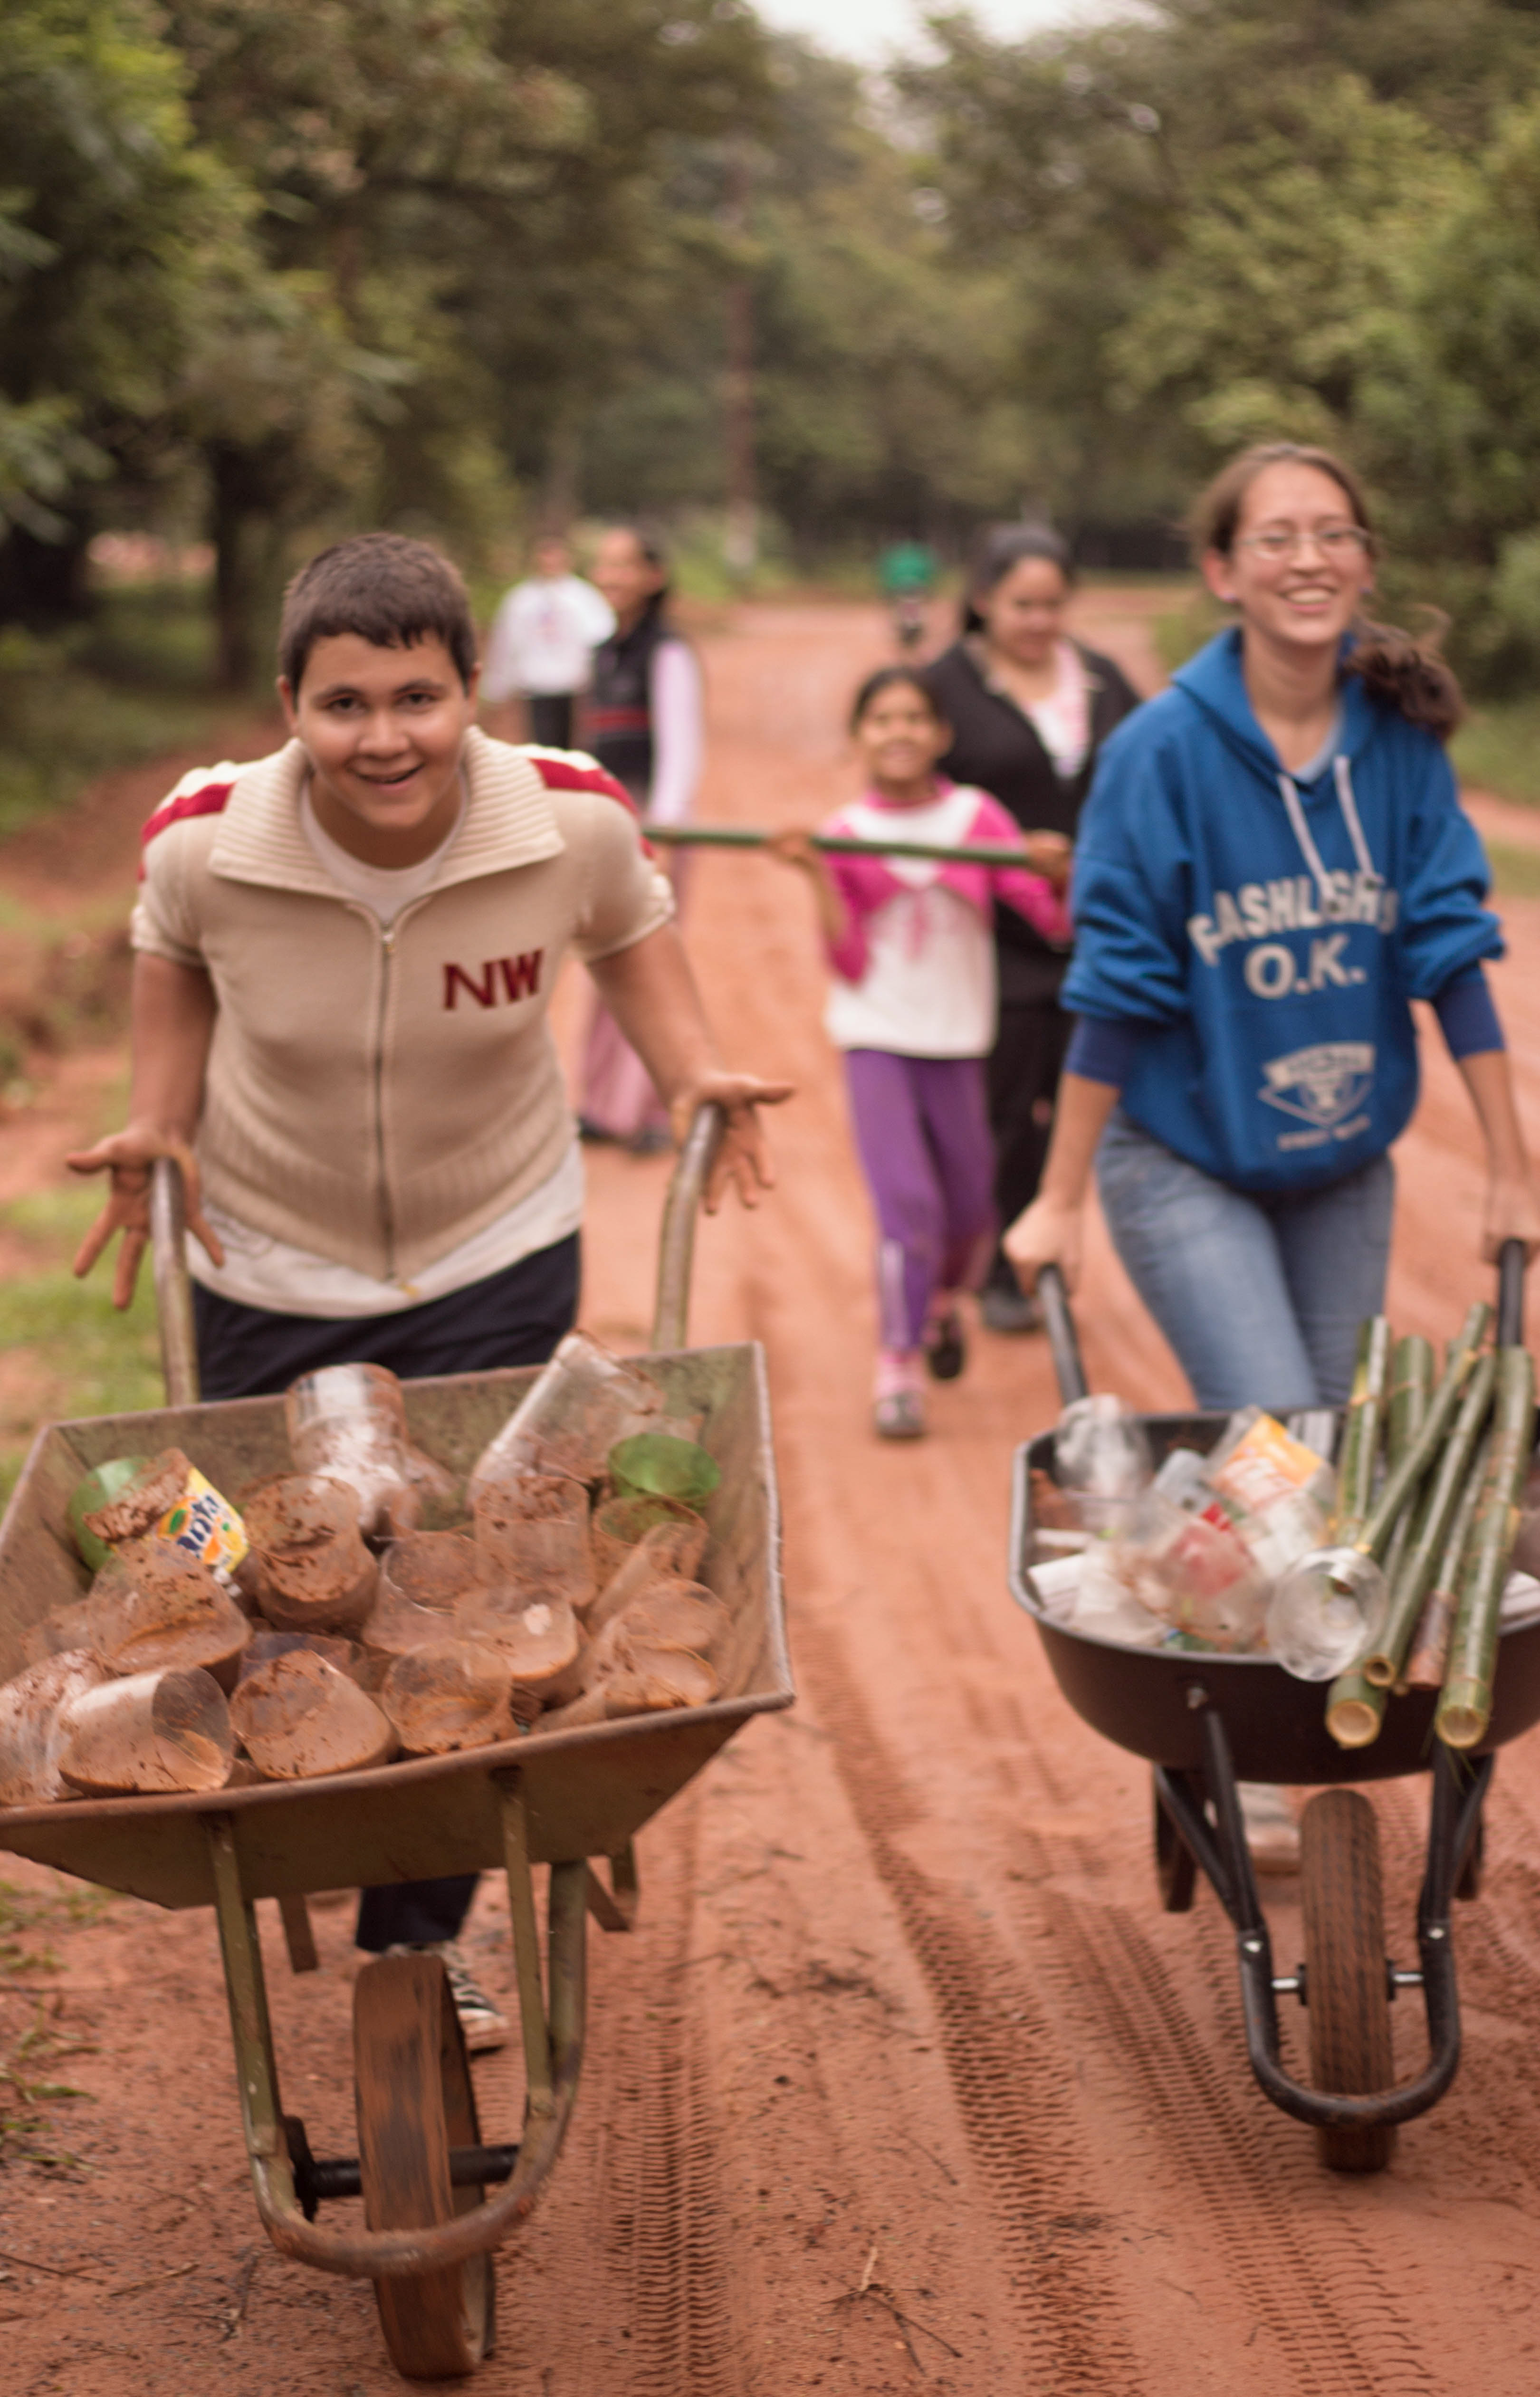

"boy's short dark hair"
[278,533,477,692]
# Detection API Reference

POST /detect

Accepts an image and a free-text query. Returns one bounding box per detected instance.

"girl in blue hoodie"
[1004,442,1540,1410]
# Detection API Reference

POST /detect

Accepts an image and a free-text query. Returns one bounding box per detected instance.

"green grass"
[1451,700,1540,809]
[0,581,224,842]
[1484,842,1540,900]
[0,1183,164,1512]
[0,1880,109,2168]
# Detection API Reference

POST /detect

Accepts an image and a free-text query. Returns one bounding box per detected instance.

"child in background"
[775,667,1071,1438]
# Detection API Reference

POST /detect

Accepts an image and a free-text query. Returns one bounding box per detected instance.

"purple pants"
[843,1050,997,1351]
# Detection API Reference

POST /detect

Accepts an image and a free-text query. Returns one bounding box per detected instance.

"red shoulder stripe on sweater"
[526,754,638,815]
[138,782,235,878]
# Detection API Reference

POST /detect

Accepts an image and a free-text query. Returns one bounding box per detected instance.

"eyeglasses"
[1234,524,1374,563]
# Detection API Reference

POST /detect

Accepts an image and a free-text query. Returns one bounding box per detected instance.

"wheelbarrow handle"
[1037,1262,1089,1409]
[1497,1235,1527,1349]
[150,1155,201,1409]
[652,1102,726,1351]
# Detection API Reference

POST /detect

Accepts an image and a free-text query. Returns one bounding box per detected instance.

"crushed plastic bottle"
[1201,1407,1335,1581]
[1265,1547,1387,1681]
[1053,1395,1153,1532]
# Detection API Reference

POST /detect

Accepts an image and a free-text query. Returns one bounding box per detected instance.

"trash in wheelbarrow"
[1030,1394,1337,1657]
[1,1334,745,1804]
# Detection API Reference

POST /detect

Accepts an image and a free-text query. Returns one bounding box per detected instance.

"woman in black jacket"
[928,526,1142,1330]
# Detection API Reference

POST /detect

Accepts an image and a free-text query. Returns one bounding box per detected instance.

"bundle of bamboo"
[1323,1308,1536,1754]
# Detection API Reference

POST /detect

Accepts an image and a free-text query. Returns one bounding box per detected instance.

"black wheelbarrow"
[1007,1251,1540,2173]
[0,1107,793,2373]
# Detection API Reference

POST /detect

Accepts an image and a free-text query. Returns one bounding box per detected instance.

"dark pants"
[983,995,1071,1293]
[192,1235,580,1953]
[526,692,574,750]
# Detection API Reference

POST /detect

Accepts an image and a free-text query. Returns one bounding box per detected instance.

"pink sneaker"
[873,1350,925,1440]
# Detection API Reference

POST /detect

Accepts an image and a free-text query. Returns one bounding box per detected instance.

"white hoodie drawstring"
[1275,754,1377,908]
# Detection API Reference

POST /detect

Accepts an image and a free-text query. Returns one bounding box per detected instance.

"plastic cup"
[57,1668,234,1795]
[607,1434,721,1507]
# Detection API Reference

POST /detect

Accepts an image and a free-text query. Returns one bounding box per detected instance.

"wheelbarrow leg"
[206,1814,305,2228]
[277,1893,319,1973]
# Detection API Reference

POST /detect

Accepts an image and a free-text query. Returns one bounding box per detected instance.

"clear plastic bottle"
[1265,1548,1387,1681]
[1053,1394,1154,1533]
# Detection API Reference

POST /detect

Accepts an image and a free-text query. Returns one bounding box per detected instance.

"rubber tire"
[1153,1770,1198,1913]
[1300,1790,1397,2175]
[354,1953,495,2378]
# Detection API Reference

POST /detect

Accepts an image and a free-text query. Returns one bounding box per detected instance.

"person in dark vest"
[580,524,705,1151]
[926,526,1142,1330]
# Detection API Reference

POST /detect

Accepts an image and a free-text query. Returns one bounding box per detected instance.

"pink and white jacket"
[819,781,1071,1058]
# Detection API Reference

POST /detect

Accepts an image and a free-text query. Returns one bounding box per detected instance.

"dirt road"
[5,598,1540,2395]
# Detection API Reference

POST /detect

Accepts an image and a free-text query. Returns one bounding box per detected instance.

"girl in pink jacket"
[776,666,1071,1438]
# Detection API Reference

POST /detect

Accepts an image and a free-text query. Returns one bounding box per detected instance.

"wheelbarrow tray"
[1009,1409,1540,1785]
[0,1343,791,1908]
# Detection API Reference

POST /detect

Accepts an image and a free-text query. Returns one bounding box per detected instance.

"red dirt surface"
[4,597,1540,2394]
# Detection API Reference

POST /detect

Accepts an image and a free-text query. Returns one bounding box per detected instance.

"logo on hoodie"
[1259,1041,1374,1146]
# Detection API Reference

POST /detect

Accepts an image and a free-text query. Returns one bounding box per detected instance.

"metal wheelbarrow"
[0,1105,793,2374]
[1008,1252,1540,2173]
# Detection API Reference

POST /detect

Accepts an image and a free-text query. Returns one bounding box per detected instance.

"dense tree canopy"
[4,0,1540,686]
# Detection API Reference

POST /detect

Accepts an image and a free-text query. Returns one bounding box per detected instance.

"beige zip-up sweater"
[130,727,672,1283]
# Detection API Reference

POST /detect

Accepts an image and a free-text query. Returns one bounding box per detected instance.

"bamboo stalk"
[1357,1304,1491,1561]
[1327,1325,1416,1748]
[1331,1317,1391,1541]
[1437,1346,1537,1749]
[1403,1426,1491,1689]
[646,823,1039,869]
[1379,1335,1435,1595]
[1362,1349,1496,1687]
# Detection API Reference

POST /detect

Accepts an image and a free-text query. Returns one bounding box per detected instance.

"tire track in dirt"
[783,1600,1145,2392]
[1015,1834,1437,2397]
[551,1791,747,2397]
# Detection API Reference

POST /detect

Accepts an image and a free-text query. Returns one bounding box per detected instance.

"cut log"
[454,1587,582,1703]
[469,1331,668,1490]
[58,1667,234,1795]
[284,1362,421,1538]
[380,1642,517,1755]
[230,1651,397,1779]
[238,1631,366,1684]
[590,1494,708,1590]
[0,1652,112,1805]
[588,1526,712,1634]
[241,1475,379,1634]
[472,1471,593,1608]
[363,1532,485,1657]
[69,1538,253,1688]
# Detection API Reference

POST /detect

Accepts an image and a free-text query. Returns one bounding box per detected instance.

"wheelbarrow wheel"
[1300,1790,1396,2176]
[1152,1770,1197,1913]
[354,1952,496,2378]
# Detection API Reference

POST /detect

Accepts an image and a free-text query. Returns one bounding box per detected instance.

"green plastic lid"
[68,1454,153,1573]
[607,1433,721,1506]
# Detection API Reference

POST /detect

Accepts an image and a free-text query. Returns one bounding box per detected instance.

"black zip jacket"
[929,637,1142,1003]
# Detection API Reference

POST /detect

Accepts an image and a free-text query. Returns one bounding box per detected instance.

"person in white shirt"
[480,534,614,750]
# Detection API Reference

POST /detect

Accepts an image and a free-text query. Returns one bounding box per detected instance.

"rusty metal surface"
[0,1345,791,1905]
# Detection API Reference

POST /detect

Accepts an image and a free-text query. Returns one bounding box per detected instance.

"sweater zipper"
[374,920,398,1279]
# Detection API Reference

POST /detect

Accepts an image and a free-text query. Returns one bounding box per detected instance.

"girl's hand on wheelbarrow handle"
[1002,1193,1084,1296]
[668,1071,795,1214]
[65,1125,224,1310]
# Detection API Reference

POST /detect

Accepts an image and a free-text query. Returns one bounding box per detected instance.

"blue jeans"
[1095,1110,1394,1411]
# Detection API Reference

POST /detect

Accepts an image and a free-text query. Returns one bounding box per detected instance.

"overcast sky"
[753,0,1113,65]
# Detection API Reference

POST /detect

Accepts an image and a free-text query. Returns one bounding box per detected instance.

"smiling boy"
[67,533,788,2040]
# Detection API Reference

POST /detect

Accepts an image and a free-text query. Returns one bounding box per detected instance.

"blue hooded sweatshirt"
[1062,629,1502,1196]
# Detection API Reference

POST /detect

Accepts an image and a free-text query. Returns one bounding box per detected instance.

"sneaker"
[386,1941,510,2053]
[625,1124,675,1157]
[1238,1784,1301,1877]
[873,1351,925,1441]
[979,1282,1041,1336]
[923,1303,966,1383]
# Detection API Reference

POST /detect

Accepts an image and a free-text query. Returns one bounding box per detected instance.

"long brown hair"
[1190,442,1463,742]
